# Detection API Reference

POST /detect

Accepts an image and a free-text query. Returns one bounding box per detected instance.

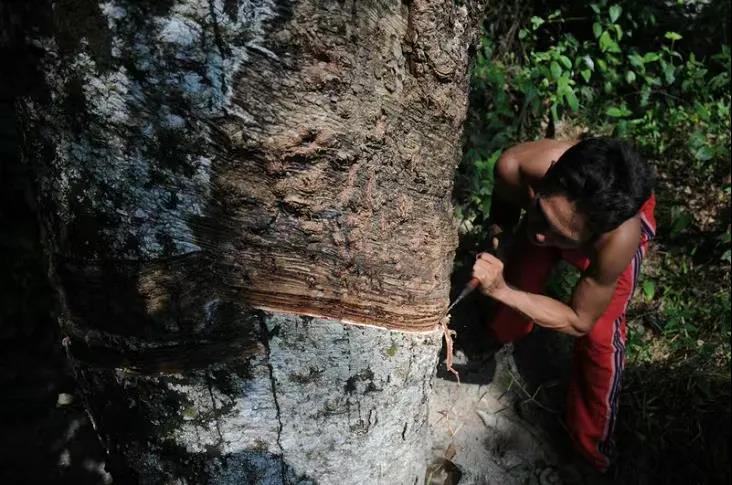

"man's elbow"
[572,317,596,337]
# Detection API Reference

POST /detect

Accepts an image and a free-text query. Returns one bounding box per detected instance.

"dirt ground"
[427,340,613,485]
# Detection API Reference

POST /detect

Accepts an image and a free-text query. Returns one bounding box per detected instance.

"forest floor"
[428,342,604,485]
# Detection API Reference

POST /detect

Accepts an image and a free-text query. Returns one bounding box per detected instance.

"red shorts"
[491,195,656,470]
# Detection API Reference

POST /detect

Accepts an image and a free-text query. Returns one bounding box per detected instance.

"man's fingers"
[473,259,500,276]
[477,252,500,263]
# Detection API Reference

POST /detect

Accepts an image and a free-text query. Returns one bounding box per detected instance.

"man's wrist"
[486,283,513,301]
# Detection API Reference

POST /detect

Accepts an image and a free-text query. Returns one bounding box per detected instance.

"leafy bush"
[458,0,731,232]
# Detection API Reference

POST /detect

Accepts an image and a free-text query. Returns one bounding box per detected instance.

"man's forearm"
[489,286,588,337]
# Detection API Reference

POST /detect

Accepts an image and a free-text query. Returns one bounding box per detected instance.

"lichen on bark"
[29,0,282,260]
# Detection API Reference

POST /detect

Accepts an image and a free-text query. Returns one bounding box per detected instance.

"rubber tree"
[16,0,488,482]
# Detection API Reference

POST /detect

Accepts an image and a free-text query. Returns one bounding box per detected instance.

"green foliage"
[625,230,731,357]
[462,148,500,228]
[546,260,581,303]
[459,0,731,231]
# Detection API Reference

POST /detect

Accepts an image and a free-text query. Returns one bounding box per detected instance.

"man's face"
[525,193,591,249]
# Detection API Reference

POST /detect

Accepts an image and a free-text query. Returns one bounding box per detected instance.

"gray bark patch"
[70,311,441,484]
[265,314,442,484]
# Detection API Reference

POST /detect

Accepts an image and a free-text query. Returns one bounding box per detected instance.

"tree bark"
[17,0,487,482]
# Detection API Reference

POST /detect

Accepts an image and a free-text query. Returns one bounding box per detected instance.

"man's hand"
[472,252,508,297]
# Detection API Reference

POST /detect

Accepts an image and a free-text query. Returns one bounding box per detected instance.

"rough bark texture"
[17,0,487,482]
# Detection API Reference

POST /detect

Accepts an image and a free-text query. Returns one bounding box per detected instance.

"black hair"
[538,137,655,235]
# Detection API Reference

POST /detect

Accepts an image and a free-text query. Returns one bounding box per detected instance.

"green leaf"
[694,146,714,161]
[518,28,528,40]
[565,89,580,112]
[665,31,682,41]
[557,74,570,93]
[614,24,623,40]
[550,103,559,122]
[616,119,628,136]
[629,53,645,69]
[606,106,631,117]
[642,52,660,63]
[642,280,656,300]
[559,55,572,69]
[550,61,562,80]
[644,75,662,86]
[625,70,636,83]
[583,56,595,71]
[531,16,545,30]
[593,22,603,39]
[580,69,592,82]
[599,31,621,53]
[590,3,601,14]
[640,85,652,106]
[599,31,611,50]
[609,5,622,23]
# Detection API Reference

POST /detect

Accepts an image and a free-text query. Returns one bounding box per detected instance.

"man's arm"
[473,220,641,336]
[486,263,618,337]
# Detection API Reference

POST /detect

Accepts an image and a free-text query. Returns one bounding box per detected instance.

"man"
[471,137,656,471]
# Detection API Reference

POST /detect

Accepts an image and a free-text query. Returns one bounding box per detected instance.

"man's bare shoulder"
[503,138,577,180]
[505,138,576,158]
[590,216,642,283]
[511,137,576,151]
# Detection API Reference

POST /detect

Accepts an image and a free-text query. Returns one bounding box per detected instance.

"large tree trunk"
[17,0,487,482]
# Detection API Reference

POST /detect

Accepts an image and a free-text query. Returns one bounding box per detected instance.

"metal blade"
[445,299,459,315]
[446,276,483,315]
[445,289,468,315]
